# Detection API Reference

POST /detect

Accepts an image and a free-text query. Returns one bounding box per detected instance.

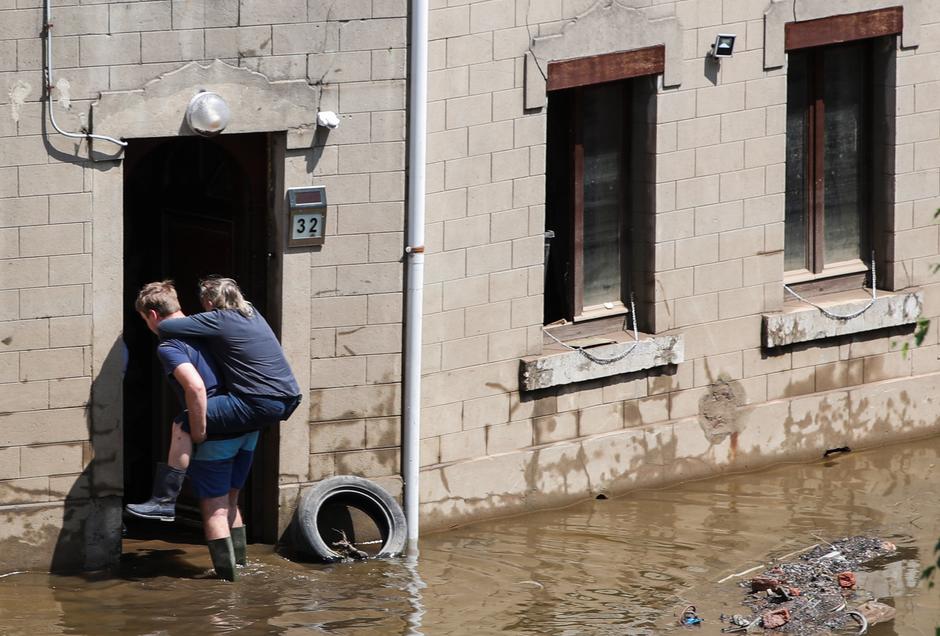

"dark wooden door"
[123,133,277,543]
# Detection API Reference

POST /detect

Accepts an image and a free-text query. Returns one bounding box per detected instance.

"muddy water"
[1,437,939,635]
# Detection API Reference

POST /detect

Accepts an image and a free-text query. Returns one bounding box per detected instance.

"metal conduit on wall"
[43,0,127,148]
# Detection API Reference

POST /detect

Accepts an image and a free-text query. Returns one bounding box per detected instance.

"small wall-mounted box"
[287,186,327,247]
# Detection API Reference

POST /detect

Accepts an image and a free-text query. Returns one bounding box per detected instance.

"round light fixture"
[186,91,231,136]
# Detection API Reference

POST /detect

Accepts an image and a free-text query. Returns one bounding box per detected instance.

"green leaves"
[922,538,940,588]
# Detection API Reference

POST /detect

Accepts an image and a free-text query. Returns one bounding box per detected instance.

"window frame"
[783,8,902,291]
[543,46,663,325]
[784,41,873,282]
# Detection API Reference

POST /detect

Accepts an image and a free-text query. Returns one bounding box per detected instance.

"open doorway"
[122,133,280,543]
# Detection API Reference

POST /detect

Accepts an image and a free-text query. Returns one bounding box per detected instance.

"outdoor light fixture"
[186,91,231,136]
[317,110,341,129]
[710,34,737,58]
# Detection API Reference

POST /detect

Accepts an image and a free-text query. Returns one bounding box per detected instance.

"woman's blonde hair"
[135,280,181,317]
[199,276,254,317]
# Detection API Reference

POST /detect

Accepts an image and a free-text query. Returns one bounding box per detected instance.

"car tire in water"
[295,475,407,562]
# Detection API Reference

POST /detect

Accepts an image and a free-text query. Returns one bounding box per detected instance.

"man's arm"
[157,311,224,339]
[172,362,208,443]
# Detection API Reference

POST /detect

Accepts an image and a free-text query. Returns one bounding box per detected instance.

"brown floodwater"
[1,436,939,635]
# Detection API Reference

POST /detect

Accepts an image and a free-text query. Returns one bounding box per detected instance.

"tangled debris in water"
[719,536,899,634]
[331,529,369,561]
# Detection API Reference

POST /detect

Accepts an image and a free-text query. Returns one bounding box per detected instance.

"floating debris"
[761,607,790,629]
[678,604,702,626]
[331,529,369,561]
[719,536,900,634]
[856,600,896,626]
[837,572,856,589]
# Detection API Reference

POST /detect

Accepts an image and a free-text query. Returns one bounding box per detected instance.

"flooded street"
[2,436,939,635]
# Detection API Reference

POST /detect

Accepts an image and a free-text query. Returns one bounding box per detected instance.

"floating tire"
[295,475,407,562]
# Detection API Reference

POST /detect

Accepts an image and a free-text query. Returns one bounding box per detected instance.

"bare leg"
[227,489,248,565]
[201,495,231,540]
[167,421,193,471]
[227,489,243,528]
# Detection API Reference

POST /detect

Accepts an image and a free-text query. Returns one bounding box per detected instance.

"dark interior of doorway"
[122,133,279,544]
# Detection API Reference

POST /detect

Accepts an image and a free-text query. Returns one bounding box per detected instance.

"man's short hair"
[135,280,181,317]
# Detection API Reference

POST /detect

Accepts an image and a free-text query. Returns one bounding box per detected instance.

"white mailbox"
[287,186,327,247]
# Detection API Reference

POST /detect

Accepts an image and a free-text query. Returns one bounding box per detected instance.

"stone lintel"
[91,60,320,159]
[762,290,922,348]
[764,0,919,70]
[520,334,684,391]
[525,3,681,109]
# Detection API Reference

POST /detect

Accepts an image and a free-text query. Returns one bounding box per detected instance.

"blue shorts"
[187,431,259,499]
[177,393,301,436]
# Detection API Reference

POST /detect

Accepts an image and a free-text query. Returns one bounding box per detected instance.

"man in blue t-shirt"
[126,281,255,581]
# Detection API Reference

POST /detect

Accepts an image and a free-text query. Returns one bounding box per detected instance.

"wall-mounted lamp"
[186,91,231,136]
[317,111,341,129]
[710,34,737,58]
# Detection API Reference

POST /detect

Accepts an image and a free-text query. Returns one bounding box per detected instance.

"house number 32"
[291,213,323,239]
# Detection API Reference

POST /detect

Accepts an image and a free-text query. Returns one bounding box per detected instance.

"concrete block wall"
[289,1,409,494]
[417,0,940,529]
[889,2,940,287]
[0,95,95,517]
[420,0,549,468]
[0,0,409,568]
[653,0,786,332]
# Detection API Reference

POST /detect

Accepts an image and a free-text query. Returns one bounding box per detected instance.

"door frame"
[92,130,311,546]
[90,63,318,550]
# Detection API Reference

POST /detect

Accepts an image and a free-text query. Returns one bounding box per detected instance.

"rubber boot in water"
[125,463,186,522]
[208,537,237,582]
[231,526,247,566]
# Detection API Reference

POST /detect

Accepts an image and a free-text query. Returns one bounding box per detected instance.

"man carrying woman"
[127,277,301,580]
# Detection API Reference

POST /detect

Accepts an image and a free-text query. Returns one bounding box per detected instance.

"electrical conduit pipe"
[43,0,127,148]
[403,0,429,554]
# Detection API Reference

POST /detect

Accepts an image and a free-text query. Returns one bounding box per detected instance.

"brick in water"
[749,576,780,592]
[761,608,790,629]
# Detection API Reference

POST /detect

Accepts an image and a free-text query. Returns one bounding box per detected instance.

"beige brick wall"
[0,0,409,563]
[416,0,940,510]
[0,12,95,510]
[2,0,940,562]
[267,0,409,488]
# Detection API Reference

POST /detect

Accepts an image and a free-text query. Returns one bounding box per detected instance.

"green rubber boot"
[231,526,247,566]
[207,537,237,582]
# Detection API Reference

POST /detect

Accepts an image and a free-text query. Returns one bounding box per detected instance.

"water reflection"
[0,437,937,635]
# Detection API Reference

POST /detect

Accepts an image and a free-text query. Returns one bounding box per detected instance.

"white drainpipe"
[403,0,429,551]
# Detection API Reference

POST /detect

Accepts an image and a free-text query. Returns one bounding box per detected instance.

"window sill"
[520,331,684,391]
[762,289,923,349]
[783,259,869,285]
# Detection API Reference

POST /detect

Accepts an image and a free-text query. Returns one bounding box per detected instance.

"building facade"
[1,0,939,570]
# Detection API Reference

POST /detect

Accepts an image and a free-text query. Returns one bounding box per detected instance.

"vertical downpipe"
[403,0,429,554]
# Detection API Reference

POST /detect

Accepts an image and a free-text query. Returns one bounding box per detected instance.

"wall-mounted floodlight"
[710,34,737,58]
[186,91,231,136]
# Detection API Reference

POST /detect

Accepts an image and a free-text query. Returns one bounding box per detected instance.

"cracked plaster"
[764,0,920,69]
[525,1,681,109]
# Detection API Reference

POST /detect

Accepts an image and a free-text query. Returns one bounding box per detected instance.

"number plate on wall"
[287,186,327,247]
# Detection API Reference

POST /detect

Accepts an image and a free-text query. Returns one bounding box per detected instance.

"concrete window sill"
[520,332,684,391]
[762,289,923,348]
